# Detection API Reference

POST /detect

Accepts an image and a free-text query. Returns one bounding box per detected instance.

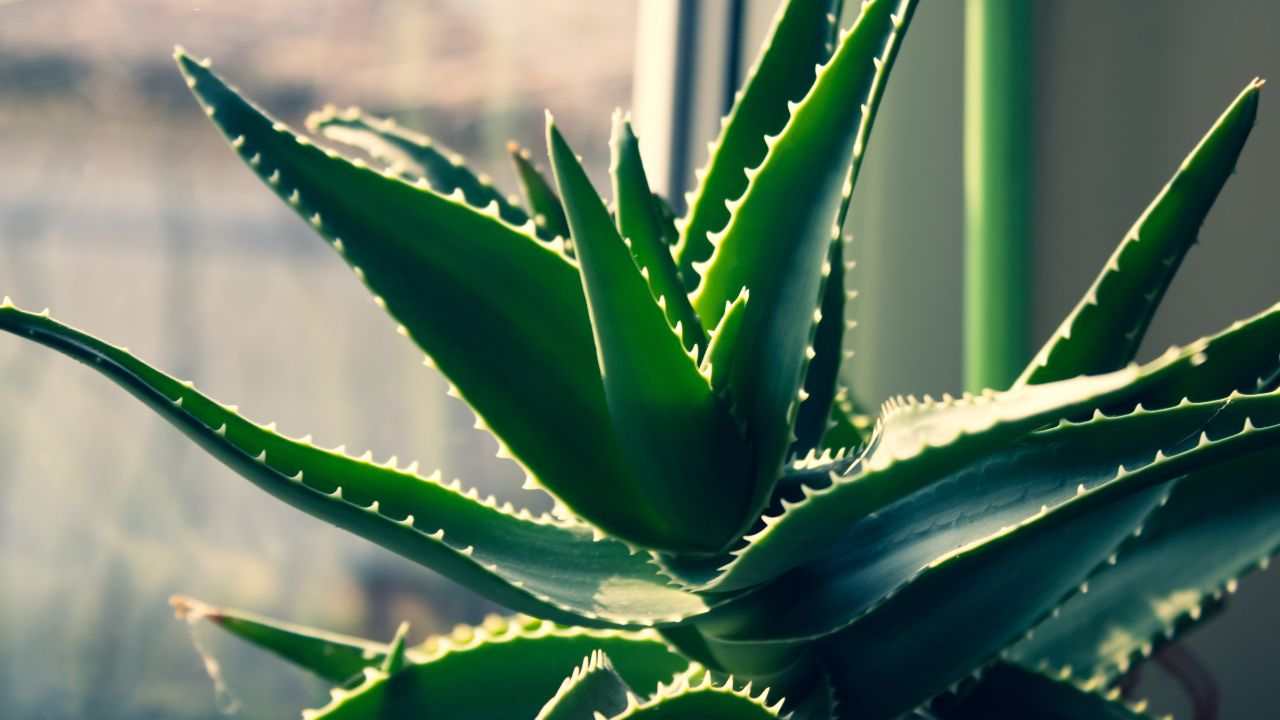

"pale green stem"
[963,0,1032,392]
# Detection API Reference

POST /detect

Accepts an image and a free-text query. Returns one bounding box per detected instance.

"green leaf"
[692,391,1280,715]
[604,671,786,720]
[934,662,1153,720]
[816,480,1168,720]
[535,650,633,720]
[1126,299,1280,408]
[0,303,714,628]
[302,617,689,719]
[1011,445,1280,684]
[793,236,852,453]
[610,112,706,352]
[1018,79,1262,386]
[305,105,538,234]
[661,350,1196,592]
[547,119,751,551]
[674,0,843,287]
[650,193,679,248]
[701,288,751,397]
[175,49,688,552]
[170,596,388,685]
[692,386,1280,645]
[508,140,571,240]
[688,0,917,529]
[380,622,410,675]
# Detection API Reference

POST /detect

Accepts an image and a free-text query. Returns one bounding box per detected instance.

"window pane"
[0,2,636,717]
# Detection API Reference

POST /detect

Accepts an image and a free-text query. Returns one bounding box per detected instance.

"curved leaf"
[934,662,1154,720]
[509,140,571,240]
[0,303,714,627]
[1126,299,1280,409]
[380,622,410,674]
[536,650,633,720]
[1019,79,1262,385]
[305,105,536,233]
[694,386,1280,644]
[605,671,786,720]
[661,352,1195,592]
[793,236,852,453]
[303,618,688,719]
[650,193,679,248]
[175,50,686,551]
[548,120,751,552]
[689,0,917,531]
[817,481,1167,720]
[674,0,842,287]
[170,596,387,685]
[702,288,751,397]
[1012,445,1280,684]
[610,113,705,352]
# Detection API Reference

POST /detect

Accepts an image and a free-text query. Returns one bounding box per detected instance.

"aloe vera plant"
[3,0,1276,717]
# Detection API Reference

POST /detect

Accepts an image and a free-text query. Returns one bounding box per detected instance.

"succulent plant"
[2,0,1276,717]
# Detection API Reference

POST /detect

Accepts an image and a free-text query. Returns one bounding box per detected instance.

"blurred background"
[0,1,1276,718]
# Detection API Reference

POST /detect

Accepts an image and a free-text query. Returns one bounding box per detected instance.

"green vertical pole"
[964,0,1032,393]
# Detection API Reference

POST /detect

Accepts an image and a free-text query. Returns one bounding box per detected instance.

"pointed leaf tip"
[549,121,751,551]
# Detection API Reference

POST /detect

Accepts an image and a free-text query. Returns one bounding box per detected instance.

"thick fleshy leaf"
[1012,445,1280,684]
[548,120,751,552]
[702,288,751,397]
[0,304,714,627]
[694,387,1280,645]
[536,650,633,720]
[689,0,917,528]
[605,671,786,720]
[934,662,1153,720]
[660,349,1202,592]
[176,50,691,551]
[170,596,388,685]
[793,236,852,453]
[380,622,410,674]
[509,140,571,240]
[610,113,705,352]
[302,617,688,719]
[650,193,679,248]
[817,481,1167,719]
[674,0,842,287]
[305,105,538,234]
[1126,299,1280,409]
[1019,80,1262,385]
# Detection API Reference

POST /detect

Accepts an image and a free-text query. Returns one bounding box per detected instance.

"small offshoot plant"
[2,1,1276,718]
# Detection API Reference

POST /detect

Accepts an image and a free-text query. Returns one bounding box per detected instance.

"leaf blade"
[662,358,1177,591]
[1019,80,1262,385]
[304,618,688,720]
[688,0,917,528]
[696,387,1280,644]
[170,596,388,685]
[509,140,572,240]
[1012,445,1280,683]
[547,119,752,551]
[0,304,714,627]
[305,106,536,233]
[535,650,633,720]
[610,113,706,352]
[674,0,843,287]
[934,662,1153,720]
[175,50,683,551]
